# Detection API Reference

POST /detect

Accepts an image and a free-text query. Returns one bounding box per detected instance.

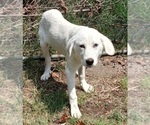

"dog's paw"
[86,84,94,93]
[41,73,50,81]
[71,105,82,118]
[81,81,94,93]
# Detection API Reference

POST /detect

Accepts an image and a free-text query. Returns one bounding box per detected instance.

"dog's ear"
[66,36,76,57]
[99,33,115,55]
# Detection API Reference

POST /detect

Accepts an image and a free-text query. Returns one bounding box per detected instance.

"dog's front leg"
[65,62,82,118]
[78,66,94,93]
[40,43,51,81]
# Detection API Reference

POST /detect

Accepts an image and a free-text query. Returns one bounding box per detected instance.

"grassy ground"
[23,0,127,57]
[23,56,127,125]
[128,55,150,125]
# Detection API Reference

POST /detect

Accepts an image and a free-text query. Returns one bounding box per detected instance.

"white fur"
[128,43,132,55]
[39,9,115,118]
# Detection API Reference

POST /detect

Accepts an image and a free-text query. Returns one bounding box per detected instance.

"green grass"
[41,91,68,113]
[141,77,150,89]
[65,0,127,49]
[128,0,150,49]
[128,76,150,125]
[23,0,127,57]
[128,0,150,21]
[78,92,92,105]
[23,77,68,124]
[108,109,125,123]
[67,110,126,125]
[121,77,127,89]
[23,58,127,125]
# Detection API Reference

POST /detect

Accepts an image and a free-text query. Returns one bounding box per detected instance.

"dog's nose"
[86,58,94,66]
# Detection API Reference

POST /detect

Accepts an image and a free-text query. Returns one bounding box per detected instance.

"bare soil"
[42,55,127,119]
[128,54,150,125]
[23,55,128,124]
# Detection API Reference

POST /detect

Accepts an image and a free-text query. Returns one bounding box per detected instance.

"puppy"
[39,9,115,118]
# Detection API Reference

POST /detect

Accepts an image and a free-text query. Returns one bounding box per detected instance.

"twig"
[100,86,120,93]
[73,8,91,13]
[128,86,139,91]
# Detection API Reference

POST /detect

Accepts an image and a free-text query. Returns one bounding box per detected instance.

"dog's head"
[66,27,115,67]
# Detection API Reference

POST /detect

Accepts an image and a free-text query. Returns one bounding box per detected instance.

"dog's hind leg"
[78,66,94,93]
[40,41,51,81]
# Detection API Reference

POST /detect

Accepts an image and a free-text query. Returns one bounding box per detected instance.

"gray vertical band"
[0,0,23,125]
[128,0,150,124]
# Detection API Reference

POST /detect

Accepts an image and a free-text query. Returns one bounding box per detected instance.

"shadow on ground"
[23,55,127,124]
[23,58,69,114]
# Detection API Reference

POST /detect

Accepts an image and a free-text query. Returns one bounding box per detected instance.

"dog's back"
[40,9,64,26]
[39,9,79,55]
[39,9,65,42]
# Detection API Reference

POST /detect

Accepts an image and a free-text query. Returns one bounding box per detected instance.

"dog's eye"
[93,43,98,48]
[79,44,85,48]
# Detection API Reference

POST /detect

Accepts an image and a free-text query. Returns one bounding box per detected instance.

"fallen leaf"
[60,0,68,13]
[88,11,93,17]
[135,59,146,66]
[57,113,70,124]
[117,59,125,66]
[51,72,59,78]
[103,58,111,66]
[76,120,86,125]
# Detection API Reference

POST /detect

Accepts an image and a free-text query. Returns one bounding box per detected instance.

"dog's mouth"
[83,63,94,68]
[82,63,91,67]
[85,64,93,68]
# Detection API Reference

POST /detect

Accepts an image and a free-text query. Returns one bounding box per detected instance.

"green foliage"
[108,109,124,122]
[128,0,150,21]
[128,0,150,49]
[66,0,127,45]
[141,77,150,89]
[42,91,68,113]
[23,0,127,56]
[121,77,127,89]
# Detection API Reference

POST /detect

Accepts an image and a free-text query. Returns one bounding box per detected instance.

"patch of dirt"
[23,55,128,124]
[46,55,127,117]
[23,53,150,124]
[128,54,150,124]
[78,55,127,117]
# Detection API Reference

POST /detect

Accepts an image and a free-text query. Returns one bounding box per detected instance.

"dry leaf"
[51,72,59,78]
[88,11,93,17]
[60,0,68,13]
[103,58,111,66]
[57,113,70,124]
[135,60,146,66]
[76,120,86,125]
[117,59,125,66]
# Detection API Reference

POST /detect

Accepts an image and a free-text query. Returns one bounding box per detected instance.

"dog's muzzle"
[86,58,94,66]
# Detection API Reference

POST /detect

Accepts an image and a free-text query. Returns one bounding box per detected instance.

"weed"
[108,109,124,122]
[141,77,150,89]
[121,77,127,89]
[68,118,78,125]
[41,91,68,114]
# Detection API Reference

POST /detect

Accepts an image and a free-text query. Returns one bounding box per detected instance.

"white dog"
[39,9,115,118]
